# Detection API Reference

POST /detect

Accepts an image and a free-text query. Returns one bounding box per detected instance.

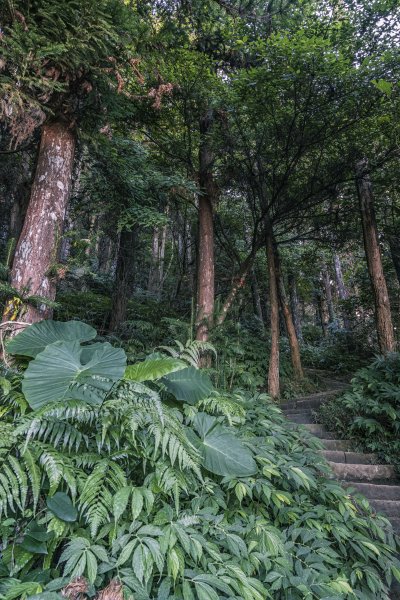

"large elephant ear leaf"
[125,358,187,382]
[162,367,214,405]
[7,320,97,358]
[22,340,126,409]
[187,412,257,477]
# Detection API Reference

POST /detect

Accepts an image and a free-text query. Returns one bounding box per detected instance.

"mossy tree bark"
[5,120,75,323]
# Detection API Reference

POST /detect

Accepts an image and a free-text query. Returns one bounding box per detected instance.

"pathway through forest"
[282,381,400,598]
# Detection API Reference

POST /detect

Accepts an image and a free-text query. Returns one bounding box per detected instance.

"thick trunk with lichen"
[5,121,75,323]
[355,160,396,354]
[266,224,280,398]
[196,110,215,342]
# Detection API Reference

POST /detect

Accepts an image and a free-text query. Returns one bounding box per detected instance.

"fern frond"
[79,459,127,536]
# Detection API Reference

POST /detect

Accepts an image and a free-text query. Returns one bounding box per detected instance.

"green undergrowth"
[0,321,399,599]
[318,353,400,471]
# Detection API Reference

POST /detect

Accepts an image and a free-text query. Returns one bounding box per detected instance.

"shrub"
[318,353,400,470]
[0,322,399,599]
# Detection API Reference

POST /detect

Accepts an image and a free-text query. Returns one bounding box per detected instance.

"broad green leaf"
[22,340,126,409]
[162,367,214,404]
[186,413,257,477]
[125,358,186,382]
[20,536,48,555]
[7,320,96,357]
[46,492,78,522]
[113,486,131,523]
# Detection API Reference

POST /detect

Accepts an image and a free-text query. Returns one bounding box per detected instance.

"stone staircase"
[281,386,400,597]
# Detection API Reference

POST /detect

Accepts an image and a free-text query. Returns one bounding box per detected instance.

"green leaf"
[194,582,220,600]
[162,367,214,404]
[46,492,78,522]
[113,486,131,523]
[7,320,96,357]
[125,358,186,382]
[186,413,257,477]
[22,340,126,409]
[0,377,11,395]
[20,536,48,555]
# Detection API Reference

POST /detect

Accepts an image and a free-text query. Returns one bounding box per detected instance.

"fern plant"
[0,321,399,599]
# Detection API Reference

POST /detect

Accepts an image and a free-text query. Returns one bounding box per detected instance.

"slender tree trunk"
[274,246,304,380]
[388,235,400,286]
[109,227,137,332]
[355,159,396,353]
[148,228,160,295]
[333,253,347,299]
[333,253,351,329]
[196,110,216,342]
[288,271,302,341]
[266,224,280,398]
[4,121,75,323]
[251,268,264,325]
[216,252,256,326]
[321,264,335,324]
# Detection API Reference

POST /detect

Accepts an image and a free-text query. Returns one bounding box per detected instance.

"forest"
[0,0,400,598]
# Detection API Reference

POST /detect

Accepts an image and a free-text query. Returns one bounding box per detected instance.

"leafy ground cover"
[0,321,398,599]
[318,354,400,471]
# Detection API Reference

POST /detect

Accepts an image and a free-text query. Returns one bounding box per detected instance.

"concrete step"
[390,517,400,533]
[280,389,342,410]
[320,450,378,464]
[319,439,353,451]
[345,482,400,501]
[303,424,336,439]
[368,499,400,518]
[285,413,315,424]
[331,462,397,482]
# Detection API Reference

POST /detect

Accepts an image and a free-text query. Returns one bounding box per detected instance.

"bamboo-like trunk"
[5,121,75,323]
[355,159,396,354]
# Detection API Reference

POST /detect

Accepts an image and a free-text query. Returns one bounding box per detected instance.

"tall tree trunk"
[5,121,75,323]
[333,253,347,300]
[321,264,335,324]
[355,159,396,354]
[148,228,160,295]
[265,224,280,398]
[333,253,351,329]
[288,271,302,341]
[275,246,303,380]
[251,268,264,325]
[109,227,137,332]
[196,110,216,342]
[388,235,400,286]
[216,251,257,326]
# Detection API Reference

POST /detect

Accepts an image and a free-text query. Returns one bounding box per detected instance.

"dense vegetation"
[319,354,400,471]
[0,321,398,599]
[1,0,400,598]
